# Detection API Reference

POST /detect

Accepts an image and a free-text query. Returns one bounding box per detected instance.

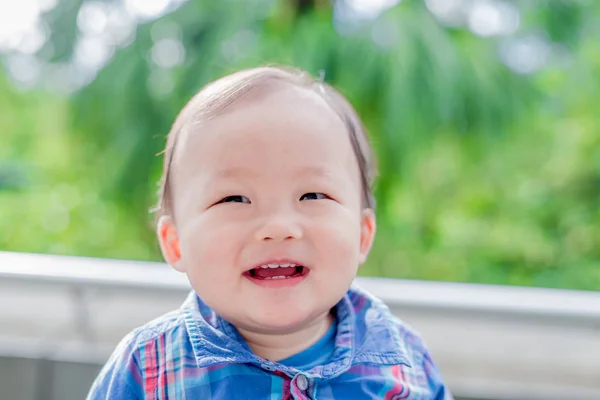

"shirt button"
[296,374,308,391]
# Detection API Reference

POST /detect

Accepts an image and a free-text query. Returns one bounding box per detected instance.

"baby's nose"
[255,217,303,242]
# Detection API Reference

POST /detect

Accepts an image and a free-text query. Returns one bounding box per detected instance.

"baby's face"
[160,85,375,335]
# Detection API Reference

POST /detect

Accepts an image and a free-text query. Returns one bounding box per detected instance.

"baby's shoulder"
[389,315,431,357]
[349,285,432,361]
[87,308,194,398]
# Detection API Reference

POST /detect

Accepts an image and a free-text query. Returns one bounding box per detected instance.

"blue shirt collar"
[181,282,411,378]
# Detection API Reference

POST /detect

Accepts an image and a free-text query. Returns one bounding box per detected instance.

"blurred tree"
[1,0,599,290]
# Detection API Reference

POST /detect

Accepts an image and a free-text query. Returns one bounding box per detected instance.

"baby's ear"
[358,208,376,264]
[157,216,185,272]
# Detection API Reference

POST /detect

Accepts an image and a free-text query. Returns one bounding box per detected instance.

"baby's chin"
[234,305,331,335]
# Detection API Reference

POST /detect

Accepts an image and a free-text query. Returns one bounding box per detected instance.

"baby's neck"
[238,311,335,362]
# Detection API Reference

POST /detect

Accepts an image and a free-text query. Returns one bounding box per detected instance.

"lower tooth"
[263,276,289,280]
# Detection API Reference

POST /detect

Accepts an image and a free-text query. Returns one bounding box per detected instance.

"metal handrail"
[2,250,600,324]
[2,251,600,400]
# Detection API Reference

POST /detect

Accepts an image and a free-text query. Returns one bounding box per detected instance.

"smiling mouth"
[245,263,308,280]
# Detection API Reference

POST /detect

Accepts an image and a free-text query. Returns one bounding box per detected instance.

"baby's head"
[156,66,377,337]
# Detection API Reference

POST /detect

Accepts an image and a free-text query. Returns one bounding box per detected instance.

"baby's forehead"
[170,87,358,181]
[176,83,343,156]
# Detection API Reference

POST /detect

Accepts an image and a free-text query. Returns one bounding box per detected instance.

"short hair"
[155,66,377,220]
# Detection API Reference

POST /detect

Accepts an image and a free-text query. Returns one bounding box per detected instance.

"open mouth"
[245,263,308,280]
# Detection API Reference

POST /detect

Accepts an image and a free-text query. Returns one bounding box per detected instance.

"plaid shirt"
[87,284,453,399]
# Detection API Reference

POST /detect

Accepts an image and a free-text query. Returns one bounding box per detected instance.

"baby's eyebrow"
[294,165,341,181]
[214,167,257,179]
[207,165,343,188]
[296,165,326,175]
[213,165,336,179]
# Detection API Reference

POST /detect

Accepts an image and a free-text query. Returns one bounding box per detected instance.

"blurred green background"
[1,0,599,290]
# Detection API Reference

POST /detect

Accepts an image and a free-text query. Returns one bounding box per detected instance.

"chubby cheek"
[178,219,243,289]
[311,210,362,273]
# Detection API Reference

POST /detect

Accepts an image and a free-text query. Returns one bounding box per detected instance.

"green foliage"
[1,0,599,290]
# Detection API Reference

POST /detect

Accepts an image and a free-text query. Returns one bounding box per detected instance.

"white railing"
[1,251,599,400]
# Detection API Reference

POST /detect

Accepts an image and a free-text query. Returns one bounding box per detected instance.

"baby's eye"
[300,192,329,201]
[218,195,251,204]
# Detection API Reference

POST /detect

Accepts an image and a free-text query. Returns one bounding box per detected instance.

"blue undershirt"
[278,319,337,370]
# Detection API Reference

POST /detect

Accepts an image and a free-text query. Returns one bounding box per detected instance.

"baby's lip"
[245,258,309,272]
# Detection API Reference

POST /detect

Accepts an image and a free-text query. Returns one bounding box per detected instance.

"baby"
[87,66,453,399]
